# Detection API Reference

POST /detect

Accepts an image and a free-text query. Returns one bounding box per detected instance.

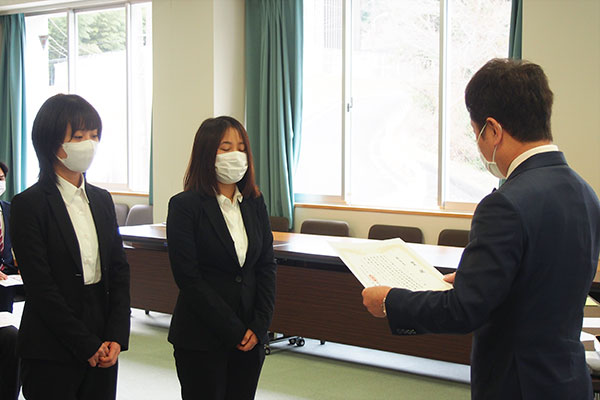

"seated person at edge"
[10,94,131,400]
[363,58,600,399]
[0,161,21,400]
[167,116,276,400]
[0,161,18,313]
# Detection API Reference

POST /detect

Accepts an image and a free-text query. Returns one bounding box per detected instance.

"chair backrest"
[125,204,154,226]
[114,203,129,227]
[437,229,470,247]
[368,224,424,243]
[300,219,350,237]
[270,216,290,232]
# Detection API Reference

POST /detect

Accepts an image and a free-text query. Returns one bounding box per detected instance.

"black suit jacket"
[0,200,16,274]
[10,179,130,363]
[166,190,276,350]
[386,152,600,399]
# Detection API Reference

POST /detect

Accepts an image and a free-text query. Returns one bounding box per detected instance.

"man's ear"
[487,117,504,145]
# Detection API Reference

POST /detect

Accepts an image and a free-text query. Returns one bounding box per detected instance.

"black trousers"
[21,282,118,400]
[0,285,16,312]
[174,344,265,400]
[21,358,118,400]
[0,325,20,400]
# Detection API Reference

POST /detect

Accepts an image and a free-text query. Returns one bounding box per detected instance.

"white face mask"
[476,121,506,179]
[215,151,248,184]
[58,140,98,173]
[0,181,5,197]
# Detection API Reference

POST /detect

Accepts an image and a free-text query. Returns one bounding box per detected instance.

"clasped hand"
[87,341,121,368]
[236,329,258,352]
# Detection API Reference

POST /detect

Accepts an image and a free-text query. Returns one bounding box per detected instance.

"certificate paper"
[329,238,452,291]
[0,311,16,328]
[0,274,22,287]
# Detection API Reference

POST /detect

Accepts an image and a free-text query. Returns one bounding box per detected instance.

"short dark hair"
[183,116,260,198]
[31,94,102,184]
[0,162,8,177]
[465,58,553,142]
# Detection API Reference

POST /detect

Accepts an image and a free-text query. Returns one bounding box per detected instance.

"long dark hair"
[183,116,259,198]
[32,94,102,184]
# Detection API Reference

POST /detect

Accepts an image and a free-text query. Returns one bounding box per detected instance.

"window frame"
[23,0,152,195]
[295,0,503,214]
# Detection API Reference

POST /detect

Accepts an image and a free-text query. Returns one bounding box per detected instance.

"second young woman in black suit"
[167,116,276,400]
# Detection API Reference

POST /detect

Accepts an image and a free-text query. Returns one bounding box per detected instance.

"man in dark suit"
[363,59,600,399]
[0,162,18,313]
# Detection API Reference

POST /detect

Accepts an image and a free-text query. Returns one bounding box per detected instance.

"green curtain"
[509,0,522,59]
[0,14,26,200]
[245,0,302,230]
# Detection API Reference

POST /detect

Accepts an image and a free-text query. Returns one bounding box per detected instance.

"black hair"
[31,94,102,183]
[465,58,553,142]
[184,116,259,198]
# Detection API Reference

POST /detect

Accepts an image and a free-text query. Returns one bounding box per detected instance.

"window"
[24,2,152,193]
[296,0,511,211]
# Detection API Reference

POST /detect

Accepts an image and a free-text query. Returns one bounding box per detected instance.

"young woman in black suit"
[167,116,276,400]
[10,94,130,400]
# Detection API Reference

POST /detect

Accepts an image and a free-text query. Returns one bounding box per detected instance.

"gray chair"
[125,204,153,226]
[300,219,350,237]
[437,229,470,247]
[368,224,424,243]
[269,216,290,232]
[114,203,129,227]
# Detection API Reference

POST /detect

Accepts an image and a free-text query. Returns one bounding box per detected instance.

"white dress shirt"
[56,175,101,285]
[216,187,248,267]
[506,144,559,178]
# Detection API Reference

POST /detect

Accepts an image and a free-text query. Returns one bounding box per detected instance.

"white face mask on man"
[215,151,248,184]
[476,121,506,180]
[58,140,98,173]
[0,180,5,197]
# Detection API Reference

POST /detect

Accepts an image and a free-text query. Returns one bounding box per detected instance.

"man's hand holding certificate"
[329,238,453,318]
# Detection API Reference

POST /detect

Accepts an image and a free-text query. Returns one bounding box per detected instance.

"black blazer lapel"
[43,182,84,275]
[202,196,240,266]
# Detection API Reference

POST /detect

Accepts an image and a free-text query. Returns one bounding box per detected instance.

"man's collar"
[506,144,559,178]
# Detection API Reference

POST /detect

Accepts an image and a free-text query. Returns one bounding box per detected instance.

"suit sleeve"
[166,194,247,348]
[247,195,277,341]
[386,192,524,335]
[10,194,102,361]
[100,191,131,350]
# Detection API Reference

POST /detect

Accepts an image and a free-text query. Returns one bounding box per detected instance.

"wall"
[523,0,600,193]
[8,0,600,243]
[152,0,245,223]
